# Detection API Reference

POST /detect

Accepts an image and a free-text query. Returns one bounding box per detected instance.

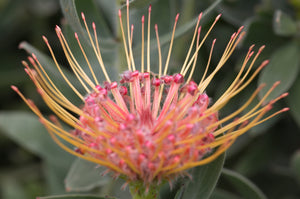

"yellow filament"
[181,13,202,75]
[155,25,162,78]
[81,14,111,82]
[119,11,132,71]
[141,16,145,73]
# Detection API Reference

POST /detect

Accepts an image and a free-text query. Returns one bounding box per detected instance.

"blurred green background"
[0,0,299,198]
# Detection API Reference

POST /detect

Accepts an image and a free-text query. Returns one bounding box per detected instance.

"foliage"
[0,0,299,198]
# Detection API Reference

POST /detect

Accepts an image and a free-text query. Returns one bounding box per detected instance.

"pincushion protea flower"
[13,1,288,198]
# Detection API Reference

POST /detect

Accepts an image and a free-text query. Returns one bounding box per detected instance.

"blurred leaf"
[174,186,185,199]
[287,76,300,127]
[242,16,286,63]
[222,168,267,199]
[210,189,242,199]
[65,158,110,192]
[181,153,225,199]
[39,195,115,199]
[45,160,71,194]
[60,0,114,46]
[291,150,300,184]
[217,0,260,26]
[234,134,273,176]
[126,0,156,9]
[0,111,73,165]
[273,10,297,36]
[0,178,27,199]
[258,42,299,102]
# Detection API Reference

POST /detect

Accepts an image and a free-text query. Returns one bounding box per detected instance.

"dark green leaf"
[290,150,300,184]
[210,189,242,199]
[258,42,299,102]
[287,76,300,127]
[222,168,267,199]
[38,195,115,199]
[217,0,260,26]
[65,158,110,192]
[273,10,297,36]
[181,153,225,199]
[174,186,185,199]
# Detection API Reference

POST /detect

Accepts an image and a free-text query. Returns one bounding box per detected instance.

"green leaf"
[60,0,114,45]
[0,111,73,165]
[222,169,267,199]
[210,189,242,199]
[273,10,297,36]
[258,42,299,102]
[174,186,185,199]
[287,76,300,127]
[290,150,300,184]
[65,158,110,192]
[38,195,115,199]
[181,153,225,199]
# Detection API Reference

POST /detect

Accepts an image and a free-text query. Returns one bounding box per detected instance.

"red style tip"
[155,24,158,31]
[55,25,61,32]
[274,81,281,87]
[118,9,122,17]
[31,53,37,60]
[149,4,152,12]
[237,26,244,33]
[42,36,48,43]
[249,44,255,51]
[282,107,290,112]
[259,45,266,52]
[11,85,18,92]
[92,22,96,29]
[216,14,222,20]
[261,60,269,67]
[175,13,180,22]
[141,15,145,23]
[74,32,78,39]
[281,92,289,98]
[81,12,85,20]
[131,24,134,30]
[212,38,217,44]
[198,26,201,34]
[127,0,129,5]
[198,12,203,21]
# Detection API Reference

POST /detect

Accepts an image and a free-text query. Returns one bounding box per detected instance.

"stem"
[129,181,160,199]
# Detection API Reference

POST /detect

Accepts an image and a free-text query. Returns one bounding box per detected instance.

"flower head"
[13,1,288,188]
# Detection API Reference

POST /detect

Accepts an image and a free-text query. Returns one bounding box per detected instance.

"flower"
[13,0,288,191]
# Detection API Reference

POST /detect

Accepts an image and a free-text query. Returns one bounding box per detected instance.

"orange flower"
[12,1,288,188]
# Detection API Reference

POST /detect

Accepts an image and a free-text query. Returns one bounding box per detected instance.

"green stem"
[129,181,159,199]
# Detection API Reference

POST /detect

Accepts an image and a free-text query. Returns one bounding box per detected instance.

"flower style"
[13,1,288,193]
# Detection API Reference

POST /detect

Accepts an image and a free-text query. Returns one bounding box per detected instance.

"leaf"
[181,153,225,199]
[38,195,115,199]
[222,169,267,199]
[60,0,115,46]
[65,158,110,192]
[0,111,73,165]
[287,76,300,127]
[210,189,242,199]
[290,150,300,184]
[258,42,299,102]
[216,0,260,26]
[273,10,297,36]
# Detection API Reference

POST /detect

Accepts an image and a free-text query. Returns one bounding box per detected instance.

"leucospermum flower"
[13,1,288,197]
